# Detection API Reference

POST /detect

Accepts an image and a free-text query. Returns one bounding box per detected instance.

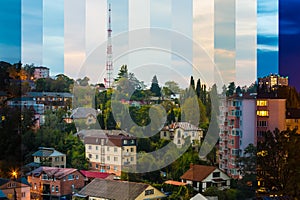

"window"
[96,146,98,150]
[130,157,134,162]
[114,157,118,162]
[107,156,110,161]
[76,175,79,179]
[63,177,66,181]
[114,166,118,171]
[21,192,25,198]
[114,147,117,152]
[177,139,181,144]
[89,154,92,159]
[257,100,267,106]
[177,130,181,138]
[88,145,92,150]
[231,140,234,145]
[232,149,239,156]
[164,131,167,137]
[107,166,110,170]
[52,185,55,192]
[212,172,220,178]
[34,183,37,190]
[257,110,269,117]
[96,155,98,159]
[123,140,128,145]
[257,121,268,127]
[55,186,59,192]
[42,174,48,180]
[145,189,154,196]
[96,164,99,169]
[61,157,64,161]
[68,174,74,180]
[107,146,110,151]
[130,147,134,152]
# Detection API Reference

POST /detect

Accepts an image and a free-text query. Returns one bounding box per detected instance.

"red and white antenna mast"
[105,3,113,88]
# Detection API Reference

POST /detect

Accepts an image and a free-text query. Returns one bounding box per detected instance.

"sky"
[0,0,299,90]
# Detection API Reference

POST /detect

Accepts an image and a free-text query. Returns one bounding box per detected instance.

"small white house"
[181,164,230,192]
[160,122,203,148]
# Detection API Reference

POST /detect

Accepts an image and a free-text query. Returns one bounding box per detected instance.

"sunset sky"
[0,0,299,90]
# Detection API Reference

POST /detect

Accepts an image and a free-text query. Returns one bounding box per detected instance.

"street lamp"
[11,170,18,179]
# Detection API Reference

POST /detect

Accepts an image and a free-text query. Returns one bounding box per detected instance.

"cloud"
[215,48,235,58]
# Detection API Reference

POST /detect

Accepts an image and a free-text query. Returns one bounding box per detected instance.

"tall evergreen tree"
[190,76,195,90]
[150,75,161,97]
[196,79,201,98]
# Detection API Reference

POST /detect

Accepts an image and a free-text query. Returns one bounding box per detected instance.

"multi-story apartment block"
[160,122,203,148]
[84,133,137,177]
[26,92,72,111]
[219,93,287,178]
[27,167,85,200]
[33,67,50,79]
[258,74,288,91]
[219,94,256,179]
[256,98,286,142]
[7,97,45,126]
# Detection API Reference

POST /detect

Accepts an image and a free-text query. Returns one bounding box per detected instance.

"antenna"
[105,3,113,88]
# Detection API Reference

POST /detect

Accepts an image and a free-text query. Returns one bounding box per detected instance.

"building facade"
[219,94,256,178]
[256,98,286,142]
[27,167,85,200]
[160,122,203,148]
[33,67,50,79]
[84,134,137,177]
[0,178,31,200]
[31,147,66,168]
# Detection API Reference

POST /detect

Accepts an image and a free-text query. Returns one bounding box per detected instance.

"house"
[74,178,166,200]
[180,164,230,193]
[30,147,66,168]
[27,167,85,200]
[69,107,99,130]
[0,178,31,200]
[160,122,203,148]
[84,131,137,177]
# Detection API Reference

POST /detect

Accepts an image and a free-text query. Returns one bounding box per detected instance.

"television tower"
[105,3,113,88]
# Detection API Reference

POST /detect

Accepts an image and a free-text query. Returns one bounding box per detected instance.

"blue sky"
[1,0,296,89]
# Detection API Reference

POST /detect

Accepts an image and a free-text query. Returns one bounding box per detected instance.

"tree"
[226,82,236,97]
[257,128,300,198]
[115,64,128,81]
[196,79,201,98]
[164,81,181,94]
[190,76,195,90]
[150,75,161,97]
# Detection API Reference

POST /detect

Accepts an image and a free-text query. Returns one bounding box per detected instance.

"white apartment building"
[33,66,50,79]
[84,133,137,177]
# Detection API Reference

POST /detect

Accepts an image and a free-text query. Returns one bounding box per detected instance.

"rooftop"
[77,179,153,200]
[27,166,79,179]
[70,107,98,119]
[180,164,217,182]
[32,147,65,157]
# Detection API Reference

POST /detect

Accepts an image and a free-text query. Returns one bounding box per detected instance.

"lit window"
[257,110,269,116]
[55,186,59,192]
[257,100,267,106]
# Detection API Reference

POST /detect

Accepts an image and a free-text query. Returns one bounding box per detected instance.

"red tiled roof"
[164,180,187,186]
[80,170,110,179]
[180,165,217,182]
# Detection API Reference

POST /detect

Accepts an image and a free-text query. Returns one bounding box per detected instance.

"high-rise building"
[219,94,256,179]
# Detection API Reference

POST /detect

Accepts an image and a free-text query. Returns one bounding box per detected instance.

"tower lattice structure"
[105,4,113,88]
